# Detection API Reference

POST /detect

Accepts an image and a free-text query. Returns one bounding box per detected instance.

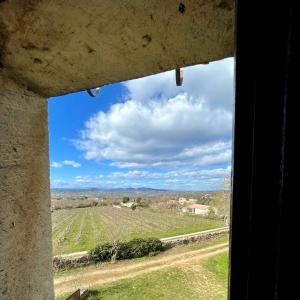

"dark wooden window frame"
[230,1,295,299]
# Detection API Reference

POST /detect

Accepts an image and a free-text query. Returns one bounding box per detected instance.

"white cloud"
[182,166,232,179]
[76,58,234,170]
[124,58,234,111]
[108,170,150,179]
[51,162,63,168]
[77,95,232,168]
[109,162,147,168]
[62,160,81,168]
[51,160,81,168]
[107,166,231,182]
[74,176,91,183]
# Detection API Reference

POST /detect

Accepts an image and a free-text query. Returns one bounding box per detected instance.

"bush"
[122,197,130,203]
[89,242,120,263]
[207,207,217,219]
[119,238,163,259]
[89,238,163,263]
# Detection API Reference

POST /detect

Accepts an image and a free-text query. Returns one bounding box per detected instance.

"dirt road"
[55,242,229,296]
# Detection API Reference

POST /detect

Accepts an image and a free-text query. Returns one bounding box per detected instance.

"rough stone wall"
[163,230,229,248]
[0,76,54,300]
[0,0,235,97]
[53,256,92,273]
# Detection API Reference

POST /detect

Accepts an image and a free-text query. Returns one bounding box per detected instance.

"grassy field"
[84,256,228,300]
[55,236,229,300]
[52,206,223,255]
[78,266,227,300]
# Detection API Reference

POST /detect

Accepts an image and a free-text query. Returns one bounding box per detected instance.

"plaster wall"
[0,76,54,300]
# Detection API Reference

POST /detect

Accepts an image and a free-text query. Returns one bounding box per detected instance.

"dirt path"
[55,242,229,296]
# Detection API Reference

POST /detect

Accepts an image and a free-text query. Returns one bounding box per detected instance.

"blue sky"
[49,58,234,191]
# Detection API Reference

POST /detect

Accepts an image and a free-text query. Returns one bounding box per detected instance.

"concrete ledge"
[0,0,234,96]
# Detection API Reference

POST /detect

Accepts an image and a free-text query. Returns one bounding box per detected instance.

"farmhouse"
[121,202,135,208]
[182,204,211,216]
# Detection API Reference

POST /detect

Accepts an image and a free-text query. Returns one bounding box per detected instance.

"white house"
[182,204,211,216]
[120,202,135,208]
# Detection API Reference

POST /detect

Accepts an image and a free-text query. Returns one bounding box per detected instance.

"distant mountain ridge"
[51,187,169,193]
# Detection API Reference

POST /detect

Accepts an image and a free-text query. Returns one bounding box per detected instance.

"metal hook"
[175,68,183,86]
[86,87,100,98]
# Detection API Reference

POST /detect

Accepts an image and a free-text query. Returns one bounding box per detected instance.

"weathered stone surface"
[53,255,92,273]
[0,75,54,300]
[0,0,234,97]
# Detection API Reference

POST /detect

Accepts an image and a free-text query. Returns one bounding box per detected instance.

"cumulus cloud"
[76,96,232,168]
[51,160,81,168]
[108,170,150,179]
[124,58,234,111]
[62,160,81,168]
[74,176,91,183]
[107,166,231,181]
[51,162,63,168]
[76,58,234,171]
[182,166,232,179]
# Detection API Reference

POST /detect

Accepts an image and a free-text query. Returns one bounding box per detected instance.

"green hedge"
[89,238,163,263]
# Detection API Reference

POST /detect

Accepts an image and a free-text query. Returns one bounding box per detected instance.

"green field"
[52,206,223,255]
[56,249,229,300]
[82,254,228,300]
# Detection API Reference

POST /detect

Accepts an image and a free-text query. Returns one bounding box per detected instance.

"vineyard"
[52,206,223,255]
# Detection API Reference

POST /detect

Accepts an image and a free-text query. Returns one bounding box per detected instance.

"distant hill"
[109,187,169,192]
[51,187,169,194]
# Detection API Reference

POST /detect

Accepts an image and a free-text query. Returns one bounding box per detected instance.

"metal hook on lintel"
[86,87,101,98]
[175,68,183,86]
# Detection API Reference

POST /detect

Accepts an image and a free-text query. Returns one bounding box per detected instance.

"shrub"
[207,207,217,219]
[89,238,163,263]
[89,242,121,263]
[119,238,163,259]
[122,197,130,203]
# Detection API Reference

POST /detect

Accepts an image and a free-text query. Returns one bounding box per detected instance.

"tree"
[122,196,130,203]
[207,207,216,219]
